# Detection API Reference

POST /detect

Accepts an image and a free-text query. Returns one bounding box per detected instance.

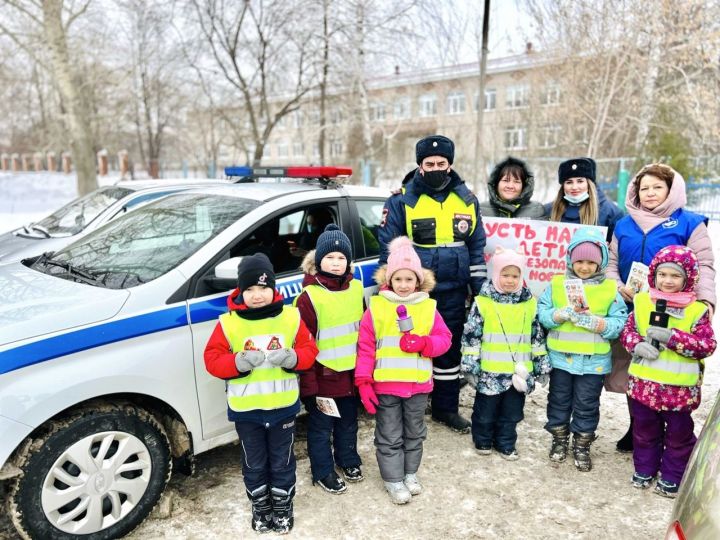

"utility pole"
[473,0,490,193]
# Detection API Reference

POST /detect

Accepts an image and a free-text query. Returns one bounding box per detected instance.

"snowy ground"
[0,172,719,539]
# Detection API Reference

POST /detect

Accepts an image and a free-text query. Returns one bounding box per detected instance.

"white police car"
[0,178,227,263]
[0,166,388,539]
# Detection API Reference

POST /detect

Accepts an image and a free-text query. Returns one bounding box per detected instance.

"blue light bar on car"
[224,166,253,177]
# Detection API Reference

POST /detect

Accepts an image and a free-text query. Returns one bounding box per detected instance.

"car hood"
[0,230,71,263]
[0,262,130,346]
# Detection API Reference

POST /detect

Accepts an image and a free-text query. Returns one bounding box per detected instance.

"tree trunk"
[42,0,97,195]
[473,0,490,192]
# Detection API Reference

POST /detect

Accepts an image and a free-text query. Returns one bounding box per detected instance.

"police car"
[0,166,388,539]
[0,178,227,263]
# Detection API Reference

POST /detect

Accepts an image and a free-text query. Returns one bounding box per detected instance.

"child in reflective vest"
[460,246,551,459]
[355,236,452,505]
[620,245,716,497]
[294,224,364,494]
[538,227,628,472]
[203,253,318,534]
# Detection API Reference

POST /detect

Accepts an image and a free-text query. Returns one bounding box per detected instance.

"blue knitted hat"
[314,224,352,265]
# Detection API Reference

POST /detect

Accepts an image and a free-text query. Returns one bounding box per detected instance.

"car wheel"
[9,403,172,539]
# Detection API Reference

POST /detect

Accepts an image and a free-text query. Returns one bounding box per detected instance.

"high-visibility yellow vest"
[370,295,436,383]
[404,189,476,248]
[468,296,540,375]
[220,307,300,412]
[629,292,707,386]
[297,280,363,372]
[546,275,616,355]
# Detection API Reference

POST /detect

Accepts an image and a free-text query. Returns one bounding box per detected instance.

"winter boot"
[572,432,597,472]
[246,485,273,533]
[432,410,471,433]
[270,486,295,534]
[616,419,634,453]
[548,425,570,463]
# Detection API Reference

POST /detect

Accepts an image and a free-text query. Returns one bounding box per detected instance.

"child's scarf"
[649,287,697,309]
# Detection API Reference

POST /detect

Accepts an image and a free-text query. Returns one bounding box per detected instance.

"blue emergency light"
[224,166,253,177]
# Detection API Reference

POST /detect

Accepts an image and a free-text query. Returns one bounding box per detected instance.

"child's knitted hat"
[314,224,352,266]
[649,245,698,293]
[570,242,603,265]
[386,236,424,284]
[237,253,275,291]
[491,246,525,293]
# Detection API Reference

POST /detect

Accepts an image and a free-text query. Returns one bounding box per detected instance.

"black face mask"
[422,169,450,190]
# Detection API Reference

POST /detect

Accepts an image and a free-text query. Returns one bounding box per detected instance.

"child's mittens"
[535,374,549,388]
[235,350,266,372]
[463,372,479,390]
[646,327,672,344]
[399,333,428,354]
[266,348,298,368]
[553,307,577,324]
[358,383,379,415]
[634,341,660,360]
[573,314,606,334]
[512,362,530,393]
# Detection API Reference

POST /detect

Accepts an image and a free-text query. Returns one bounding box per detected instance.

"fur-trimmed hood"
[373,265,436,293]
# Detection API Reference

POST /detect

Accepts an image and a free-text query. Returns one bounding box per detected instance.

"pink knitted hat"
[570,241,603,265]
[491,246,525,293]
[386,236,424,284]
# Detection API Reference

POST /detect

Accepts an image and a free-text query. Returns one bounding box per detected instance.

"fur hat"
[491,246,525,293]
[237,253,275,291]
[558,157,596,184]
[570,241,603,265]
[314,224,352,266]
[416,135,455,165]
[386,236,424,284]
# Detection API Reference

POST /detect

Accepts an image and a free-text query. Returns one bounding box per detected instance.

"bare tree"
[184,0,320,166]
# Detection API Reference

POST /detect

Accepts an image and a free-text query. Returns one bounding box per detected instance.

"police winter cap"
[416,135,455,165]
[314,224,352,266]
[237,253,276,291]
[558,157,596,184]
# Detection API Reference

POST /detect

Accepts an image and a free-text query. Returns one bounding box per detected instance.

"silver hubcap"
[41,431,152,535]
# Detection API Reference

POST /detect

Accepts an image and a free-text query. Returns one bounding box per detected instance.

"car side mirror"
[215,256,243,280]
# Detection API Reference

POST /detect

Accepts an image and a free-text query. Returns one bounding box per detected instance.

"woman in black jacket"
[480,157,547,219]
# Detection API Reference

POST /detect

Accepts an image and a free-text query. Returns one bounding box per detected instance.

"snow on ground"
[0,172,719,539]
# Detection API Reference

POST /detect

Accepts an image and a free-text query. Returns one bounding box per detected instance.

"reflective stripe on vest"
[629,292,706,386]
[370,295,436,383]
[546,275,616,355]
[220,307,300,412]
[474,295,536,375]
[404,189,476,248]
[299,280,363,372]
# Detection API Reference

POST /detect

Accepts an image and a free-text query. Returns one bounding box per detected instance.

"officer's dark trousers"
[235,416,296,492]
[430,287,466,414]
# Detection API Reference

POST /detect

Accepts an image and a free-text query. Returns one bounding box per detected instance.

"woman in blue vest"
[619,245,716,497]
[545,157,625,241]
[538,227,628,472]
[606,163,716,453]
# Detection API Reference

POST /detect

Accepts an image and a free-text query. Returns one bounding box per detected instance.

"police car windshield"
[29,186,134,237]
[32,194,259,289]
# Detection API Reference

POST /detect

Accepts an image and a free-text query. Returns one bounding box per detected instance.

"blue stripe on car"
[0,261,378,375]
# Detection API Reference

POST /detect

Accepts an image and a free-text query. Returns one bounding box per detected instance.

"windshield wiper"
[29,224,51,238]
[35,253,103,286]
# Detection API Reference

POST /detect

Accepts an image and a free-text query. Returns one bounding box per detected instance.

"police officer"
[378,135,487,433]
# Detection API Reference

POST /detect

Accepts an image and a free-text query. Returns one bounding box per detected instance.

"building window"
[539,125,561,149]
[313,143,320,158]
[540,83,561,106]
[330,108,343,125]
[474,89,496,112]
[504,126,527,150]
[293,142,304,157]
[309,109,320,125]
[446,91,465,115]
[506,85,530,109]
[330,140,344,157]
[418,94,437,117]
[293,111,303,128]
[369,102,386,122]
[394,97,411,119]
[576,126,589,144]
[275,114,287,128]
[276,141,289,158]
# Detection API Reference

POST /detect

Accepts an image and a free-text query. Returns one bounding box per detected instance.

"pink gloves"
[400,333,428,354]
[358,383,379,415]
